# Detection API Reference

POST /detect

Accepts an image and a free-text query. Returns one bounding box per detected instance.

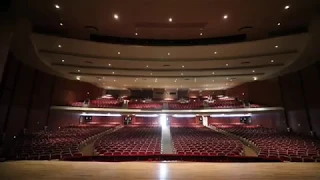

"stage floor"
[0,161,319,180]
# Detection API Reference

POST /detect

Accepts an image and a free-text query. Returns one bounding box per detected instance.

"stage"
[0,161,319,180]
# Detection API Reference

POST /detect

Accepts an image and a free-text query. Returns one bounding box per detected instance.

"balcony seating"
[214,124,320,162]
[128,102,163,109]
[94,126,161,156]
[168,102,204,109]
[71,102,84,107]
[11,126,112,160]
[90,99,122,108]
[208,100,244,109]
[171,126,244,156]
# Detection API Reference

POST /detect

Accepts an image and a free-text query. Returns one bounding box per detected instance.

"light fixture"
[114,14,119,20]
[200,32,203,36]
[181,73,183,75]
[169,18,173,22]
[182,65,184,68]
[118,52,121,55]
[150,73,153,75]
[135,32,138,36]
[271,60,274,63]
[252,70,255,73]
[112,72,115,74]
[285,5,290,10]
[214,52,217,54]
[61,59,64,62]
[253,77,258,81]
[77,70,80,72]
[146,65,149,68]
[58,44,62,48]
[148,85,150,87]
[277,22,281,26]
[168,52,170,55]
[226,77,229,80]
[275,45,279,48]
[223,14,228,19]
[114,79,116,82]
[76,76,80,80]
[226,63,229,66]
[212,80,215,82]
[212,72,215,74]
[108,63,111,66]
[60,22,63,26]
[55,4,60,9]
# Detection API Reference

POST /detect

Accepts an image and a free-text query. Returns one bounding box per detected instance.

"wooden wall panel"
[208,117,240,124]
[27,72,54,133]
[170,117,197,125]
[5,64,35,136]
[89,116,123,125]
[47,110,80,130]
[134,117,159,125]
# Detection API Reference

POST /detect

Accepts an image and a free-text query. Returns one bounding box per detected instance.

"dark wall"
[86,116,123,125]
[0,53,103,139]
[170,117,198,125]
[226,61,320,136]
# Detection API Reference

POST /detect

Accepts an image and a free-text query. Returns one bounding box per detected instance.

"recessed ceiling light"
[226,77,229,80]
[271,60,274,63]
[277,22,281,26]
[98,79,101,81]
[108,63,111,66]
[253,77,258,81]
[146,65,149,68]
[214,52,217,54]
[114,14,119,20]
[168,52,170,55]
[135,32,138,36]
[212,72,215,74]
[76,76,80,80]
[169,18,173,22]
[212,80,214,82]
[226,63,229,66]
[150,73,153,75]
[61,59,64,62]
[113,79,116,82]
[252,70,255,73]
[58,44,62,48]
[77,70,80,72]
[181,73,183,76]
[118,52,121,55]
[285,5,290,10]
[182,65,184,68]
[112,72,115,74]
[55,4,60,9]
[200,32,203,36]
[60,22,63,26]
[223,14,228,19]
[275,45,279,48]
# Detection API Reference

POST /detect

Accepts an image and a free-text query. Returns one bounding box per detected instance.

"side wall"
[0,54,103,139]
[226,62,320,136]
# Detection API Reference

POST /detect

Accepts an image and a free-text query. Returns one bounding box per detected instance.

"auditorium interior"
[1,0,320,179]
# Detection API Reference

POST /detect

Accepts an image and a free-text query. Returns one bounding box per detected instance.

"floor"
[0,161,319,180]
[243,145,258,156]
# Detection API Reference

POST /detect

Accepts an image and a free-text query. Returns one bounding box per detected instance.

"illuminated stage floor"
[0,161,319,180]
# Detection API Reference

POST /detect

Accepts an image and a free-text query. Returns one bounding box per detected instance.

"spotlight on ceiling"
[135,32,138,36]
[200,32,203,36]
[118,52,121,55]
[285,5,290,10]
[182,65,184,68]
[168,18,173,22]
[58,44,62,48]
[60,22,63,26]
[167,52,170,55]
[277,22,281,26]
[114,14,119,20]
[275,45,279,48]
[223,14,228,19]
[253,77,258,81]
[61,59,64,62]
[271,60,274,63]
[55,4,60,9]
[77,70,80,72]
[252,70,255,73]
[226,63,229,66]
[214,52,217,54]
[108,63,111,66]
[76,76,80,80]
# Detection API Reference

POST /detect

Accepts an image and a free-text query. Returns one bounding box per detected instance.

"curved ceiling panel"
[31,33,308,90]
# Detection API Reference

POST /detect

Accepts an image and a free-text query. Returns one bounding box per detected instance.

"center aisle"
[161,126,174,154]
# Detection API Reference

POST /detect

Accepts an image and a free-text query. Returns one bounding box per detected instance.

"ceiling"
[31,32,308,90]
[10,0,319,40]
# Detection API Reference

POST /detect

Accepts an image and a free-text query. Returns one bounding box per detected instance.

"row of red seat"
[213,124,320,162]
[11,126,113,160]
[94,126,162,156]
[171,126,244,156]
[128,102,163,109]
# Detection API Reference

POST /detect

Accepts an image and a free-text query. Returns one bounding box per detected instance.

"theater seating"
[71,102,84,107]
[214,124,320,162]
[128,102,163,109]
[11,126,112,160]
[208,100,244,109]
[171,126,244,156]
[168,102,204,109]
[90,99,123,108]
[94,126,161,156]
